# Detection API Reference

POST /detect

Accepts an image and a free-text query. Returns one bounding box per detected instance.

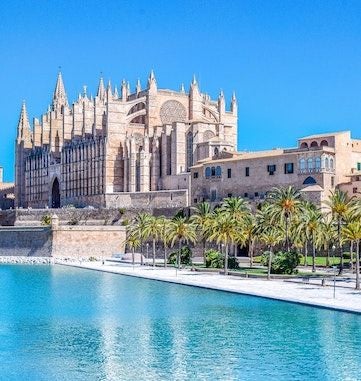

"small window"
[284,163,294,174]
[210,190,217,202]
[307,158,313,170]
[357,163,361,171]
[353,188,358,194]
[227,168,232,178]
[331,176,335,187]
[267,164,276,175]
[205,167,211,178]
[245,167,250,177]
[215,166,222,177]
[211,167,216,176]
[194,198,198,203]
[255,192,259,197]
[299,159,306,171]
[193,172,198,179]
[315,157,321,170]
[244,192,248,198]
[227,193,232,198]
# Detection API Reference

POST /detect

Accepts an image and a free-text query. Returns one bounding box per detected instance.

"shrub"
[205,249,223,268]
[88,256,98,262]
[168,246,192,265]
[118,208,126,216]
[41,214,52,226]
[343,252,351,260]
[205,249,239,269]
[261,250,300,274]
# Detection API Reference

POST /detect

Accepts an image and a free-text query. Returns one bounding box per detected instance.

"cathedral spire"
[97,77,105,100]
[121,79,127,101]
[114,86,119,99]
[192,74,197,86]
[17,101,31,140]
[231,91,237,115]
[147,69,157,90]
[52,71,68,109]
[136,78,141,94]
[180,83,185,93]
[107,80,113,98]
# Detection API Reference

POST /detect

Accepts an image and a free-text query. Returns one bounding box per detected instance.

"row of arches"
[300,140,329,149]
[299,156,334,172]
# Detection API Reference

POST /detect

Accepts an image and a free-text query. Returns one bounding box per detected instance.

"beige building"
[0,167,14,210]
[15,71,237,209]
[190,131,361,206]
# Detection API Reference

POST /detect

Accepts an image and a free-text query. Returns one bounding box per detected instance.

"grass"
[253,255,352,267]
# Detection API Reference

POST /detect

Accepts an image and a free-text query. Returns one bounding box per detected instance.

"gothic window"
[203,130,215,141]
[211,167,216,176]
[330,158,334,170]
[186,131,193,171]
[307,158,313,171]
[315,157,321,170]
[215,166,222,177]
[214,147,219,157]
[325,157,329,170]
[299,159,306,171]
[160,100,187,124]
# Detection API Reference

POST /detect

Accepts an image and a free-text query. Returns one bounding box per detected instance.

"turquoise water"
[0,266,360,381]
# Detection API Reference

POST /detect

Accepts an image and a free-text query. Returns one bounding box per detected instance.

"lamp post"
[332,244,336,299]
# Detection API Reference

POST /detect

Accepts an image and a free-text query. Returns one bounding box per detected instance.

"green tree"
[129,213,152,265]
[265,186,303,251]
[143,215,163,267]
[126,233,140,266]
[259,228,283,280]
[342,221,361,290]
[324,190,355,274]
[168,217,197,270]
[190,202,213,264]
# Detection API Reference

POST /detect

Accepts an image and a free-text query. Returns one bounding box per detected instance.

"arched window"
[211,167,216,176]
[205,167,211,178]
[315,157,321,170]
[303,176,317,185]
[215,166,222,177]
[299,158,306,171]
[325,157,329,170]
[310,141,318,148]
[186,131,193,171]
[307,158,313,171]
[214,147,219,157]
[320,140,328,147]
[300,142,308,149]
[330,158,334,170]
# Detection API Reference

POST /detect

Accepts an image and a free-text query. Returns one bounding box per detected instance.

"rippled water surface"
[0,265,360,381]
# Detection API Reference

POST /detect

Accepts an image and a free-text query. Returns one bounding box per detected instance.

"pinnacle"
[53,71,68,107]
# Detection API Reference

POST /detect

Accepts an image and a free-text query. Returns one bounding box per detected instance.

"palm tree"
[159,216,171,267]
[219,196,250,257]
[242,214,257,267]
[259,227,283,280]
[294,203,323,272]
[342,221,361,290]
[130,212,152,265]
[168,217,197,269]
[126,233,140,266]
[324,190,355,274]
[208,212,241,275]
[143,215,163,267]
[265,186,303,251]
[316,218,337,267]
[190,201,213,264]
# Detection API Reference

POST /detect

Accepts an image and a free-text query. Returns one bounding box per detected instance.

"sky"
[1,0,361,182]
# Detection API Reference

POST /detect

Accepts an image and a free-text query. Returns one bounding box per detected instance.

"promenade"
[58,260,361,314]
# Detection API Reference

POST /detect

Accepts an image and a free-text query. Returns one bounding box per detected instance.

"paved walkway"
[57,260,361,314]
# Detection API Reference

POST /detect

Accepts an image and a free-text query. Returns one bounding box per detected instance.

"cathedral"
[15,71,237,209]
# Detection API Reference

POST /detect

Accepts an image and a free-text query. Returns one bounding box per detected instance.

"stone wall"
[0,223,126,258]
[0,226,52,256]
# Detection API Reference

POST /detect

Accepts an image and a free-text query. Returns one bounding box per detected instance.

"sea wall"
[0,222,126,258]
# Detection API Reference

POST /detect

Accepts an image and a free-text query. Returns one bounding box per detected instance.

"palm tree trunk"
[249,240,254,268]
[224,243,229,276]
[178,239,182,270]
[304,243,308,267]
[140,241,144,266]
[312,241,316,273]
[326,244,330,267]
[132,247,135,266]
[152,238,156,267]
[202,238,206,265]
[356,239,360,290]
[350,241,354,271]
[338,218,343,275]
[164,244,167,268]
[267,246,273,280]
[285,215,290,252]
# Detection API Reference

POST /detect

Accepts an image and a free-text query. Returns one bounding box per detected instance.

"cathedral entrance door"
[51,178,61,208]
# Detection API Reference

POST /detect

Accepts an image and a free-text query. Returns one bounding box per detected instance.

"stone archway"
[51,178,61,208]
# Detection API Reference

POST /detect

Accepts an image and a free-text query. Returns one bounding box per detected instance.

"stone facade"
[15,72,237,209]
[0,167,15,210]
[0,221,126,258]
[190,131,361,206]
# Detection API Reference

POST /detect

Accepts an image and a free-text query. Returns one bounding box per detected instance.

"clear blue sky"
[1,0,361,182]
